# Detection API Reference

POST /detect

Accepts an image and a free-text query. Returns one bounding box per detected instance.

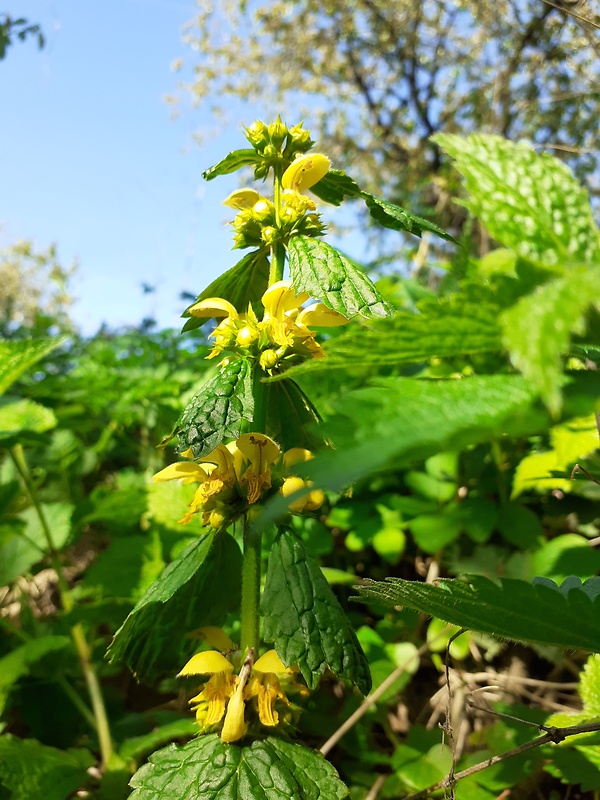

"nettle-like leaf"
[0,396,57,442]
[501,265,600,415]
[108,531,242,682]
[164,359,254,459]
[271,298,501,379]
[357,575,600,652]
[129,734,348,800]
[363,194,457,243]
[0,337,66,396]
[310,168,363,206]
[261,529,371,694]
[182,249,269,333]
[435,133,600,269]
[0,735,93,800]
[202,148,262,181]
[288,236,394,319]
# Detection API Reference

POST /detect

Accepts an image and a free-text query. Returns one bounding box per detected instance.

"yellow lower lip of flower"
[220,682,246,743]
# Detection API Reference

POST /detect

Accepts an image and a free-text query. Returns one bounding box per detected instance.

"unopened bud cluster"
[244,117,314,179]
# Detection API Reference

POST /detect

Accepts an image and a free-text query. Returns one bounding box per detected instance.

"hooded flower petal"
[282,153,331,192]
[222,188,262,210]
[297,303,349,327]
[188,297,239,320]
[236,433,281,504]
[261,281,310,321]
[152,462,212,484]
[178,650,234,676]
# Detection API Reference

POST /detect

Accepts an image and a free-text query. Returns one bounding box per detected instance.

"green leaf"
[181,250,269,332]
[108,531,242,682]
[0,337,66,396]
[0,735,93,800]
[288,236,394,319]
[129,734,348,800]
[500,265,600,415]
[19,501,74,551]
[119,718,198,763]
[357,575,600,652]
[434,133,600,268]
[202,149,261,181]
[166,359,254,458]
[0,636,71,716]
[265,378,322,450]
[363,194,457,243]
[310,169,363,206]
[270,298,501,379]
[0,396,56,441]
[261,529,371,694]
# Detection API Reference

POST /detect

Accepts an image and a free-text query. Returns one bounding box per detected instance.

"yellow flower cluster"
[188,280,348,372]
[153,432,324,528]
[178,643,304,744]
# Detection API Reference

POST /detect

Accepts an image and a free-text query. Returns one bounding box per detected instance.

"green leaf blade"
[261,529,371,694]
[434,133,600,268]
[108,531,242,682]
[202,149,261,181]
[0,337,66,396]
[129,735,348,800]
[310,169,363,206]
[363,194,457,243]
[288,236,394,319]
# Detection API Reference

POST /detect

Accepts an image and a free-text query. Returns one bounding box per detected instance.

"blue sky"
[1,0,267,334]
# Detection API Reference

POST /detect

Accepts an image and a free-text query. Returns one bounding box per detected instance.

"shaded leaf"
[0,735,93,800]
[202,149,261,181]
[108,532,242,682]
[434,134,600,268]
[501,265,600,415]
[0,636,71,716]
[363,194,457,243]
[265,378,322,450]
[0,337,65,396]
[288,236,394,319]
[166,359,254,459]
[182,250,269,332]
[129,734,348,800]
[261,529,371,694]
[357,575,600,651]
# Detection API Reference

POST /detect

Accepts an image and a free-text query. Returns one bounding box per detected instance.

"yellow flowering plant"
[111,117,451,798]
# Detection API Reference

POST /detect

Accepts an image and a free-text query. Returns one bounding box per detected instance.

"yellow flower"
[178,650,236,728]
[235,433,281,504]
[220,676,247,743]
[280,448,325,512]
[245,650,293,727]
[222,189,261,210]
[282,153,331,193]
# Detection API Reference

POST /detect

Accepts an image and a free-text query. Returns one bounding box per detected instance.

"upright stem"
[9,444,114,768]
[240,516,262,657]
[269,162,286,285]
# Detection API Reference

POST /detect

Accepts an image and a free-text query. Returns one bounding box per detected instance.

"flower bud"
[259,349,279,370]
[244,120,269,149]
[236,325,258,348]
[261,226,277,244]
[268,116,288,149]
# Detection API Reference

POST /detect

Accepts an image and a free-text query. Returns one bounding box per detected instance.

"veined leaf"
[435,134,600,268]
[501,265,600,415]
[107,532,242,682]
[261,529,371,694]
[363,194,457,243]
[288,236,394,319]
[357,575,600,652]
[0,337,66,396]
[310,169,362,206]
[129,734,348,800]
[165,359,254,459]
[202,148,261,181]
[0,735,93,800]
[182,249,269,332]
[270,299,501,379]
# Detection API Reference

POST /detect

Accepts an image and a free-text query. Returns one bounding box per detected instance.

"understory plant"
[1,119,599,800]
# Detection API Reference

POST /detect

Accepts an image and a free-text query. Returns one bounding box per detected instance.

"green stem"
[9,444,114,767]
[240,515,262,658]
[251,366,269,434]
[269,162,286,285]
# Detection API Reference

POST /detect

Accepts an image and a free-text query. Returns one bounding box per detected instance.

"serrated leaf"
[434,133,600,268]
[270,299,501,379]
[265,378,322,450]
[129,734,348,800]
[0,337,65,396]
[202,149,262,181]
[363,194,457,243]
[501,265,600,415]
[0,735,93,800]
[0,636,71,716]
[108,531,242,682]
[0,396,57,440]
[288,236,394,319]
[261,529,371,694]
[181,250,269,332]
[357,575,600,652]
[310,169,362,206]
[167,359,254,459]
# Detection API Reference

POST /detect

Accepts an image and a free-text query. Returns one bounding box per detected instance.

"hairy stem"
[240,516,262,657]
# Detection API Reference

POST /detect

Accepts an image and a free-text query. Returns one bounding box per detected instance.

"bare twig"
[539,0,600,29]
[365,773,387,800]
[571,463,600,485]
